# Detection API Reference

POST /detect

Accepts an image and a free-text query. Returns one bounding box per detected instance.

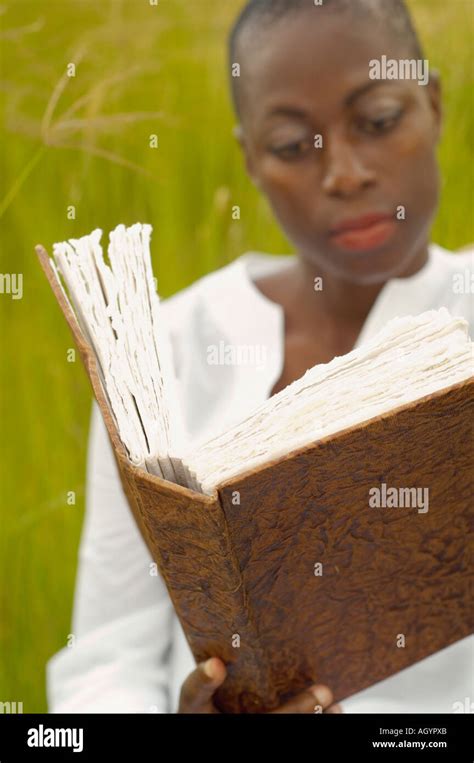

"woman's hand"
[178,657,342,714]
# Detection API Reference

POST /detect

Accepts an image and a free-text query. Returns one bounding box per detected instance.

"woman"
[46,0,473,714]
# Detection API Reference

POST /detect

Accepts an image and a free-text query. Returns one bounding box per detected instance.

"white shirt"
[46,243,474,714]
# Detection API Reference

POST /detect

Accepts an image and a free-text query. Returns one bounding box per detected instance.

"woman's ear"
[232,123,244,142]
[427,68,443,143]
[233,123,261,187]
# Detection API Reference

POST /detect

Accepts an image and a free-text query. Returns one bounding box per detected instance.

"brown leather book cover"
[36,244,473,713]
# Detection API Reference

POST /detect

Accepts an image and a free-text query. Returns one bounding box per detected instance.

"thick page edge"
[36,243,215,503]
[216,375,474,493]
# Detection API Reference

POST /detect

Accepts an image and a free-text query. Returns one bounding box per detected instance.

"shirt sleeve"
[46,401,176,713]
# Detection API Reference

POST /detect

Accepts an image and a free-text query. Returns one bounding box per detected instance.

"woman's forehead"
[237,12,415,122]
[242,11,403,83]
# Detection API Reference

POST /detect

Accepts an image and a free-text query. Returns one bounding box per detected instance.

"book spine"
[119,457,279,713]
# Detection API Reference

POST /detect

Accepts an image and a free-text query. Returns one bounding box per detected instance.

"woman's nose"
[321,134,375,198]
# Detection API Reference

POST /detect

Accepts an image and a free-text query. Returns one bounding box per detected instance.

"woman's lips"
[329,216,396,252]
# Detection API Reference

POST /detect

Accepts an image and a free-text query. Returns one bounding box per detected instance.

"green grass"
[0,0,472,711]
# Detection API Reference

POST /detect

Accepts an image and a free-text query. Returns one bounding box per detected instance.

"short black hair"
[228,0,425,120]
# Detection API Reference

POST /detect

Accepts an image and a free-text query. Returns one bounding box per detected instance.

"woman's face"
[236,10,443,285]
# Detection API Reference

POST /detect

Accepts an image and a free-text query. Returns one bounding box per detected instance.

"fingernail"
[203,658,215,678]
[310,684,332,705]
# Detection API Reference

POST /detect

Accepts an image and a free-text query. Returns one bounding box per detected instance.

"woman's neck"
[292,242,430,329]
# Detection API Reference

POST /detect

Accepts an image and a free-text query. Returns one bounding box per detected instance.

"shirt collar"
[205,244,446,402]
[354,243,445,348]
[203,252,288,406]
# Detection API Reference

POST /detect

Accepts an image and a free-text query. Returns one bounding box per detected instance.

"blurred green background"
[0,0,472,711]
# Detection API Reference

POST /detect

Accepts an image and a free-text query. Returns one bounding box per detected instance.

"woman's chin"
[324,244,420,286]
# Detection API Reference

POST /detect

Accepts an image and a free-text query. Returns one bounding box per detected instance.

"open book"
[36,223,473,712]
[47,223,472,496]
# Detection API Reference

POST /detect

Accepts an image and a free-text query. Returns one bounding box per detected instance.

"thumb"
[179,657,227,711]
[199,657,227,686]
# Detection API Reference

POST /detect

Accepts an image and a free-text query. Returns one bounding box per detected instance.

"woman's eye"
[359,111,403,135]
[270,140,311,160]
